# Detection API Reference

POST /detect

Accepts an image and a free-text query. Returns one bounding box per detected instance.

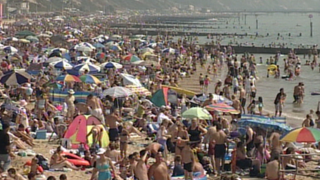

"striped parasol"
[205,103,239,114]
[80,74,101,84]
[73,62,100,73]
[50,60,73,69]
[0,70,32,86]
[56,74,81,82]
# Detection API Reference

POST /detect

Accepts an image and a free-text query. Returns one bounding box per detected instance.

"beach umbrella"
[182,107,212,120]
[45,82,63,89]
[73,62,100,73]
[50,60,73,69]
[139,48,154,54]
[281,127,320,143]
[18,39,30,43]
[125,85,151,97]
[77,56,97,63]
[37,34,51,38]
[123,54,143,64]
[26,36,39,42]
[2,46,18,54]
[111,35,122,39]
[106,41,117,46]
[33,55,47,63]
[15,30,35,37]
[75,45,93,52]
[80,74,101,84]
[148,43,157,48]
[93,43,105,48]
[162,48,176,54]
[0,70,32,86]
[46,57,68,63]
[67,38,79,43]
[56,74,81,82]
[102,86,133,98]
[5,37,19,42]
[205,103,239,114]
[238,119,292,135]
[78,42,96,49]
[101,62,123,69]
[109,45,122,51]
[51,48,68,54]
[142,52,156,59]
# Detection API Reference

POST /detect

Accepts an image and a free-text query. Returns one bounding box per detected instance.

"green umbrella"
[182,107,212,120]
[26,36,39,42]
[15,30,36,38]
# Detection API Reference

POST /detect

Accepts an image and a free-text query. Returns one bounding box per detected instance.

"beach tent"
[64,115,109,147]
[151,87,178,107]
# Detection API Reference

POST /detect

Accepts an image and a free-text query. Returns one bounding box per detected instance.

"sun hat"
[96,148,106,155]
[68,89,75,94]
[19,99,28,107]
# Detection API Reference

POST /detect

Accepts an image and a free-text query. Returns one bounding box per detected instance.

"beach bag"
[36,154,50,170]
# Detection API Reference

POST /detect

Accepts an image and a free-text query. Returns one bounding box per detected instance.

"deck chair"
[48,124,67,143]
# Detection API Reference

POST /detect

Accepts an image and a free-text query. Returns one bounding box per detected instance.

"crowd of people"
[0,13,319,180]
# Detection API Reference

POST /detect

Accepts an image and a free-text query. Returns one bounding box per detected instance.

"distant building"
[8,0,30,14]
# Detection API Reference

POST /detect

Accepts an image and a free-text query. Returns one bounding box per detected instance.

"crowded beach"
[0,14,320,180]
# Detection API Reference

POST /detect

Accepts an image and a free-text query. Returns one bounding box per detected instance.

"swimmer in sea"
[86,125,103,148]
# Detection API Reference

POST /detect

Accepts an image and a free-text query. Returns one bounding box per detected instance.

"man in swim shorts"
[106,110,122,142]
[213,123,228,175]
[86,94,105,124]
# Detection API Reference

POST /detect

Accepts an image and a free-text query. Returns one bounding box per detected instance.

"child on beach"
[7,168,26,180]
[120,125,130,159]
[257,97,264,115]
[204,75,210,93]
[172,155,184,177]
[212,63,217,77]
[182,143,194,180]
[199,73,204,90]
[247,99,256,114]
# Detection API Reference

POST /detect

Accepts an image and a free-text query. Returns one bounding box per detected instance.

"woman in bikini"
[91,150,116,180]
[173,122,189,159]
[120,124,130,159]
[50,146,79,170]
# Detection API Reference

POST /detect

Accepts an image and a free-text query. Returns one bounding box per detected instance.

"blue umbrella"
[237,119,292,134]
[0,70,32,86]
[73,62,100,73]
[93,43,105,48]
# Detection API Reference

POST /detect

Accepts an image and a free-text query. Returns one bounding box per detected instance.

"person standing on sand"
[148,152,170,180]
[239,87,247,114]
[213,123,229,175]
[274,88,286,117]
[65,89,75,121]
[231,95,241,121]
[181,143,194,180]
[87,94,105,124]
[106,110,122,142]
[134,150,149,180]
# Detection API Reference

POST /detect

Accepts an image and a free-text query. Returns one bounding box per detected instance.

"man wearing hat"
[0,122,15,171]
[65,89,75,121]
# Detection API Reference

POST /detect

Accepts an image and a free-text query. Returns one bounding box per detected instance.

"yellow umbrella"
[142,52,154,59]
[161,85,196,96]
[19,39,30,43]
